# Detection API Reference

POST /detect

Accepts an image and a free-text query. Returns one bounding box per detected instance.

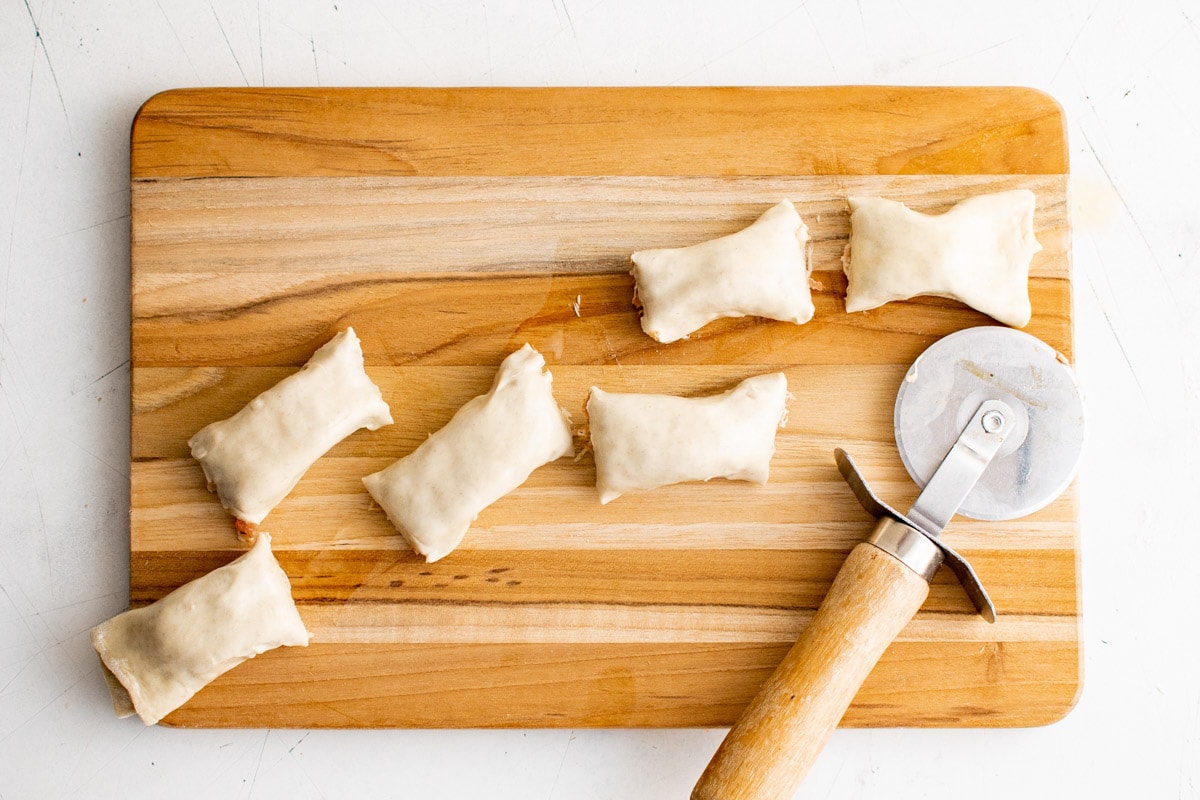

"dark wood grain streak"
[129,548,1078,616]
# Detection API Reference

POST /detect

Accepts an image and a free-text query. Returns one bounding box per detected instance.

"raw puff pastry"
[362,344,574,563]
[843,190,1042,327]
[630,200,813,343]
[91,533,309,725]
[189,327,393,526]
[587,373,789,504]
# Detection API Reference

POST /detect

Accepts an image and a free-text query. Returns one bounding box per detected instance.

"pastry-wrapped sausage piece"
[843,190,1041,327]
[91,533,309,725]
[630,200,813,343]
[189,327,393,529]
[587,373,789,504]
[363,344,574,563]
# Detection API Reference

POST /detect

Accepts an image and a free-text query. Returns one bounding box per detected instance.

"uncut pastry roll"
[587,372,789,504]
[630,200,813,343]
[189,327,393,533]
[91,533,309,725]
[843,190,1042,327]
[363,344,574,563]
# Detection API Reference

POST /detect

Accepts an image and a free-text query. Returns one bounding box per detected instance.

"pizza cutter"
[693,326,1085,800]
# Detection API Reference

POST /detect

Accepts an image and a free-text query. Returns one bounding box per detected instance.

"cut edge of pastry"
[583,387,618,504]
[97,658,136,719]
[92,616,155,724]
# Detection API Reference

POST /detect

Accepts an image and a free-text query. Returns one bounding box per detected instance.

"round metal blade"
[894,326,1084,521]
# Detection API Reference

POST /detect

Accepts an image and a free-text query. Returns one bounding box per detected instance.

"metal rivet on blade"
[981,410,1005,433]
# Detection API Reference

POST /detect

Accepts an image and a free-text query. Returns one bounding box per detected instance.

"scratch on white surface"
[0,328,31,418]
[670,5,803,84]
[0,663,30,697]
[1050,0,1099,82]
[556,0,578,43]
[68,360,128,397]
[0,372,50,581]
[256,0,265,84]
[4,40,36,334]
[546,731,576,800]
[258,730,311,786]
[27,447,50,582]
[1,650,42,695]
[1186,695,1200,794]
[209,0,250,86]
[0,561,40,623]
[287,732,310,754]
[72,441,129,483]
[0,589,73,690]
[310,34,320,84]
[800,2,837,76]
[21,0,71,134]
[283,732,328,800]
[482,1,493,78]
[0,584,50,694]
[49,213,130,240]
[153,0,201,80]
[822,762,847,798]
[1083,245,1146,403]
[369,0,440,80]
[1079,128,1187,330]
[29,590,121,621]
[78,726,149,790]
[201,742,245,790]
[1184,9,1200,45]
[57,720,97,799]
[0,672,90,746]
[936,36,1018,68]
[0,405,20,476]
[246,731,269,798]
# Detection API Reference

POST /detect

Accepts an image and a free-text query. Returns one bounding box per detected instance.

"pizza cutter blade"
[895,325,1086,523]
[694,327,1084,800]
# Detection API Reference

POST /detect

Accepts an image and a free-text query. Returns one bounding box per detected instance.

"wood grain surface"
[129,87,1077,728]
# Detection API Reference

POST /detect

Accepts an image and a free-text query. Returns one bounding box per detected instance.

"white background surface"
[2,1,1197,798]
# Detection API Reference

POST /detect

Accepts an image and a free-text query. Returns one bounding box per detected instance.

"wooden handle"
[692,542,930,800]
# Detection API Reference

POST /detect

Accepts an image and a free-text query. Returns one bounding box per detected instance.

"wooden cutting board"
[129,87,1077,728]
